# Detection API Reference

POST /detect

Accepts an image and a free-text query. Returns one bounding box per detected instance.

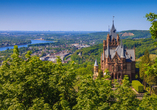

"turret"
[120,40,125,63]
[93,59,99,79]
[106,43,110,58]
[110,17,117,40]
[117,34,120,45]
[103,40,106,50]
[107,34,110,46]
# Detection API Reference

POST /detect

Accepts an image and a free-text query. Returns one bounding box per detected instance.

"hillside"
[121,32,134,36]
[136,54,157,62]
[89,30,151,40]
[119,30,151,39]
[71,38,157,64]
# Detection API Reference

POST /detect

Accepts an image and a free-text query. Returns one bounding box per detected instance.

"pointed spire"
[108,25,110,33]
[106,43,110,58]
[110,16,117,39]
[113,16,114,24]
[94,59,98,66]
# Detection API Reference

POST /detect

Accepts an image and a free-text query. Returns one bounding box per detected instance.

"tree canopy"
[0,46,157,109]
[146,13,157,40]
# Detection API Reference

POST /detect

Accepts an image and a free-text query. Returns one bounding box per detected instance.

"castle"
[93,20,136,81]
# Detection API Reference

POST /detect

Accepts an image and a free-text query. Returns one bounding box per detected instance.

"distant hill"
[89,30,151,39]
[42,30,151,45]
[80,30,151,44]
[118,30,151,39]
[121,32,134,37]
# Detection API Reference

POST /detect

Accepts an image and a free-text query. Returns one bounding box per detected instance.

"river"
[0,40,53,51]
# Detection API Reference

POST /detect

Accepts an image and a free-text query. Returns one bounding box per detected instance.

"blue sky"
[0,0,157,31]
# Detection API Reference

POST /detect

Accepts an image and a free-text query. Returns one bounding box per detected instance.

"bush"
[132,80,144,93]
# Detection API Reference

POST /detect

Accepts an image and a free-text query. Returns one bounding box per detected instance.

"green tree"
[97,69,103,79]
[141,13,157,93]
[139,49,151,88]
[110,75,139,110]
[73,75,112,110]
[0,46,77,109]
[104,69,111,79]
[146,13,157,40]
[138,94,157,110]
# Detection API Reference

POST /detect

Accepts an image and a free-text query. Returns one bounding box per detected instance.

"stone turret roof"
[106,43,110,58]
[94,59,98,66]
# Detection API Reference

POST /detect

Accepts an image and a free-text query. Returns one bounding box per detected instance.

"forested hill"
[89,30,151,40]
[119,30,151,39]
[71,38,157,64]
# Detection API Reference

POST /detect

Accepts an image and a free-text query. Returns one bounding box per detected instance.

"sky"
[0,0,157,31]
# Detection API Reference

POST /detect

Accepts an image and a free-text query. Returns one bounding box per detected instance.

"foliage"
[97,69,103,79]
[138,94,157,110]
[71,43,103,64]
[132,80,144,93]
[0,46,157,109]
[139,49,151,87]
[73,75,112,110]
[104,69,111,79]
[139,49,156,93]
[111,75,139,110]
[144,57,157,87]
[0,35,31,47]
[123,38,157,58]
[0,45,77,109]
[146,13,157,40]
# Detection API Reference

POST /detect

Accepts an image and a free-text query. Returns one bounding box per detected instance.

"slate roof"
[109,20,117,40]
[102,43,135,62]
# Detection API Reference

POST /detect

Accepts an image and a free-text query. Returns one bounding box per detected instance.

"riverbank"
[0,40,53,51]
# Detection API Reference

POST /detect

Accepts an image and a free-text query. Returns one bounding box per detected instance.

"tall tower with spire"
[95,18,136,81]
[103,16,120,50]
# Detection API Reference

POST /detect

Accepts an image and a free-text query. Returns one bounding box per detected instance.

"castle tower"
[99,18,136,81]
[103,17,120,50]
[93,59,98,79]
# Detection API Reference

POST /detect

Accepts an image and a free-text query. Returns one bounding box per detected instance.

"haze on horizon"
[0,0,157,31]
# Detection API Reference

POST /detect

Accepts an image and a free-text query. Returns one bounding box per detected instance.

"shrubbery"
[132,80,144,93]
